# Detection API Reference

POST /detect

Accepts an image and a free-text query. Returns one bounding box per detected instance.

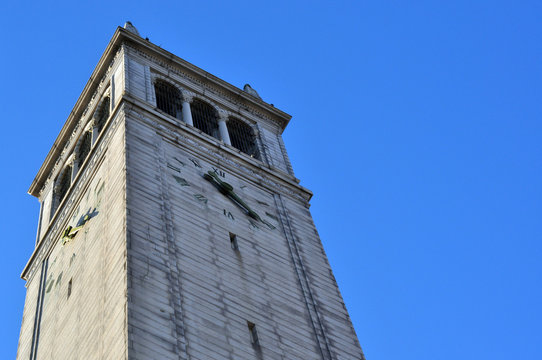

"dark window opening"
[76,131,92,170]
[95,96,110,133]
[67,278,72,299]
[247,321,260,347]
[191,99,219,139]
[154,80,182,119]
[230,233,239,251]
[52,165,72,217]
[227,117,260,159]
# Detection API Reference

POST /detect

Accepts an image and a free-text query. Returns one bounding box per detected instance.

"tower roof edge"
[28,26,292,198]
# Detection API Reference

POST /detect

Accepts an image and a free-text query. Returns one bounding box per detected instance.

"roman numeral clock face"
[166,154,278,231]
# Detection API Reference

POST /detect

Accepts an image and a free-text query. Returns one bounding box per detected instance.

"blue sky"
[1,1,541,359]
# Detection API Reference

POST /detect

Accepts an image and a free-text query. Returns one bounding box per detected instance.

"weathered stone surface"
[18,26,364,360]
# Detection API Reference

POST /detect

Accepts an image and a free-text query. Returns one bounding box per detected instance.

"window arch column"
[67,154,77,182]
[181,91,194,126]
[51,161,74,219]
[75,125,93,174]
[218,110,231,145]
[92,95,111,144]
[91,119,99,145]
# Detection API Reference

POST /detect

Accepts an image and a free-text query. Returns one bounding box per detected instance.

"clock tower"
[17,23,365,360]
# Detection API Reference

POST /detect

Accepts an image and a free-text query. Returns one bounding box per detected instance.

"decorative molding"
[66,153,76,166]
[125,45,283,129]
[228,114,258,128]
[217,108,229,121]
[83,121,95,133]
[87,119,97,131]
[150,72,185,97]
[180,90,194,103]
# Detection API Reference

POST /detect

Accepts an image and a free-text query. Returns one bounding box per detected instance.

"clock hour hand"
[203,171,259,219]
[203,172,276,230]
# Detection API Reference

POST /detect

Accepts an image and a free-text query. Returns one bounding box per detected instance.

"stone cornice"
[123,34,291,129]
[28,29,125,198]
[135,48,287,132]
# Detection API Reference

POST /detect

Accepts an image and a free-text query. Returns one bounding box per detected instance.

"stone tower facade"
[17,23,364,360]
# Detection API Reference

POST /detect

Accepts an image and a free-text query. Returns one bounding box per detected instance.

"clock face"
[165,149,279,232]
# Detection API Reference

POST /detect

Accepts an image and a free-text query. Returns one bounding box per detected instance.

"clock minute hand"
[204,171,233,194]
[203,171,259,219]
[203,171,276,230]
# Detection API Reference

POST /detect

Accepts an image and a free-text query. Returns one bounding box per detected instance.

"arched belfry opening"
[191,99,219,139]
[227,117,260,159]
[154,80,183,119]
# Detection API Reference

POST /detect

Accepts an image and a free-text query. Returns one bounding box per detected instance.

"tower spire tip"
[123,21,140,36]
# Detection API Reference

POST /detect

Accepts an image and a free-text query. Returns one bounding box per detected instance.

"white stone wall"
[15,265,41,359]
[124,109,363,359]
[17,117,128,360]
[111,51,126,109]
[282,196,365,359]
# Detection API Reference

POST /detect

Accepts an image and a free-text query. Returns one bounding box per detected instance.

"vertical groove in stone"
[273,194,333,360]
[29,259,48,360]
[276,134,295,177]
[254,123,271,167]
[154,134,190,360]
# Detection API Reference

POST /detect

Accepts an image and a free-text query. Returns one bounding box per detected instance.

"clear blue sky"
[1,1,541,359]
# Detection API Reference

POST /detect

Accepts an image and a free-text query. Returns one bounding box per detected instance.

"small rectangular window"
[67,278,73,299]
[247,321,259,346]
[230,233,239,251]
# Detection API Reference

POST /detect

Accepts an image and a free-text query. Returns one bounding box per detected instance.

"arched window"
[76,131,92,170]
[52,164,72,218]
[227,117,260,159]
[95,96,110,133]
[191,99,219,139]
[154,80,182,119]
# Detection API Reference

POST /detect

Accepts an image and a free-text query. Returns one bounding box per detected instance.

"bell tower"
[17,23,364,360]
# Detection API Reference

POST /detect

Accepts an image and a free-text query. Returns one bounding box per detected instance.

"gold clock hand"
[61,214,92,245]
